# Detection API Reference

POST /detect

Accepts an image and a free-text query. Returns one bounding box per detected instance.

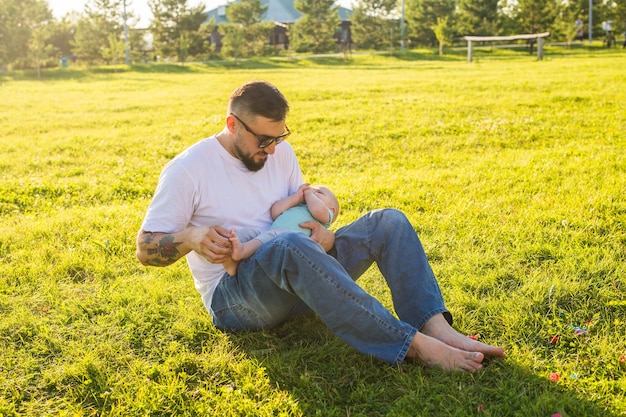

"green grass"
[1,46,625,416]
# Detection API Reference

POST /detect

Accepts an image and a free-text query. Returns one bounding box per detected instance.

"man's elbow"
[136,248,151,266]
[135,230,152,266]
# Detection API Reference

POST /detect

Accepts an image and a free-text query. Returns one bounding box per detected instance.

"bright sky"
[47,0,221,26]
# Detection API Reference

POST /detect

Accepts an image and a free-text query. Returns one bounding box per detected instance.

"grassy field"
[1,45,625,416]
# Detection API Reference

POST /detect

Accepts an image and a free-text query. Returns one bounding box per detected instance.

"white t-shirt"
[141,135,303,306]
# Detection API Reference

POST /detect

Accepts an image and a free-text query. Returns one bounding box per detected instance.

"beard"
[233,141,267,172]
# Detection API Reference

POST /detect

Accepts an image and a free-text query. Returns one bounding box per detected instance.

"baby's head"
[309,185,340,223]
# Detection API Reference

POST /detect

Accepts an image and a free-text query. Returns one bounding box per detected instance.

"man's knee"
[370,208,410,227]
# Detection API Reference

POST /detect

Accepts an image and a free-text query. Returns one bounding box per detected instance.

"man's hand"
[301,221,335,252]
[189,225,232,263]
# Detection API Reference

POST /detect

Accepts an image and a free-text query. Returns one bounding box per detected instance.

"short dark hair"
[229,81,289,121]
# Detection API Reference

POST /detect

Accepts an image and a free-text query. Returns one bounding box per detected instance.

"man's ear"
[226,114,237,133]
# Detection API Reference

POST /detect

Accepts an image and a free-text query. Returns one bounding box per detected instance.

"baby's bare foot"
[223,258,238,276]
[230,230,244,261]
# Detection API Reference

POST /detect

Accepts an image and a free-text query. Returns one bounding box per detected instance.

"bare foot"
[421,314,506,359]
[223,257,239,276]
[229,229,245,261]
[407,332,485,372]
[221,229,243,276]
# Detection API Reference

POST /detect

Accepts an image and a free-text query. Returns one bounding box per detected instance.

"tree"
[561,0,588,25]
[510,0,559,34]
[127,26,149,63]
[103,33,126,66]
[291,0,340,53]
[72,0,127,64]
[405,0,456,46]
[0,0,52,68]
[28,24,55,76]
[554,2,583,46]
[149,0,211,62]
[617,1,626,39]
[351,0,400,51]
[220,0,273,59]
[458,0,501,36]
[598,0,626,35]
[556,0,625,44]
[47,14,78,58]
[178,31,190,63]
[432,16,451,55]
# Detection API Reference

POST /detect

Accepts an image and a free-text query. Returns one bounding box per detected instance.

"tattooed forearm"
[138,232,184,266]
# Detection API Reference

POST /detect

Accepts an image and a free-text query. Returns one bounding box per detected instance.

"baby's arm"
[271,183,309,220]
[304,189,332,223]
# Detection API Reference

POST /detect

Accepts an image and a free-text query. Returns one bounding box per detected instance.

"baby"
[223,184,340,276]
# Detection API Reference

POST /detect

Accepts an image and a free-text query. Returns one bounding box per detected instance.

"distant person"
[602,20,615,47]
[575,18,584,42]
[136,80,506,371]
[223,183,339,276]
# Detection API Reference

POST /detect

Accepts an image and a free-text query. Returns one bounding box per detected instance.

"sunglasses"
[230,113,291,148]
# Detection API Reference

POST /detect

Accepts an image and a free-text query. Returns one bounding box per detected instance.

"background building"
[205,0,352,52]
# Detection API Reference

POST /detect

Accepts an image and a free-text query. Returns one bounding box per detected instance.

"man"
[574,18,584,42]
[136,81,505,371]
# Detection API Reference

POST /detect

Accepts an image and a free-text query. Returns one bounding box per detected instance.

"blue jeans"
[209,208,451,365]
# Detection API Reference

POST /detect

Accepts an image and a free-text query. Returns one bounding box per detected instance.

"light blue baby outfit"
[236,204,333,246]
[271,204,333,236]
